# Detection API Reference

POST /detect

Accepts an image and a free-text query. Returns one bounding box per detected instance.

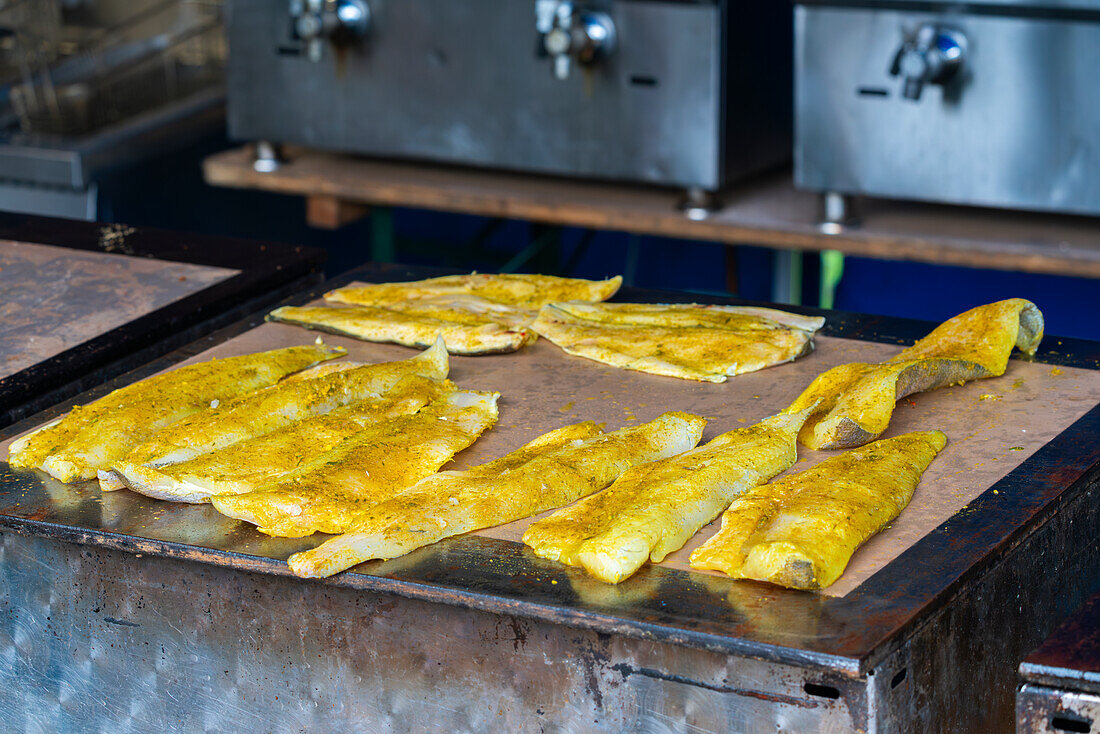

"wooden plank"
[203,146,1100,279]
[305,194,370,229]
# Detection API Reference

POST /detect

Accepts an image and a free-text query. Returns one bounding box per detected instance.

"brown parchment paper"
[6,315,1100,597]
[0,239,239,380]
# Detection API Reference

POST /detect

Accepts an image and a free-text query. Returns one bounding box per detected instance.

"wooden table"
[203,146,1100,281]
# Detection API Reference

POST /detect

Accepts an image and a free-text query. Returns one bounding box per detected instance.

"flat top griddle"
[0,213,325,427]
[0,239,237,380]
[2,262,1098,677]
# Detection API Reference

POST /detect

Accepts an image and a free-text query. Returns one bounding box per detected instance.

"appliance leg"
[819,191,857,233]
[678,187,720,220]
[252,141,285,173]
[771,249,803,306]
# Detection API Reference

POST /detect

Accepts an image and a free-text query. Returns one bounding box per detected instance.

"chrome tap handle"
[536,1,615,81]
[890,24,967,101]
[290,0,371,63]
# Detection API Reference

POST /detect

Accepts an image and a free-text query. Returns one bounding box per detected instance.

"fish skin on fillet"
[785,299,1043,450]
[288,410,707,578]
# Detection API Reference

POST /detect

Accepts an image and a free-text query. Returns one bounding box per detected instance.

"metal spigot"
[535,1,616,81]
[889,24,967,101]
[290,0,371,63]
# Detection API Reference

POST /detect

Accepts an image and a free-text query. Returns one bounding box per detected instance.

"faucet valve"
[536,1,616,81]
[890,24,967,101]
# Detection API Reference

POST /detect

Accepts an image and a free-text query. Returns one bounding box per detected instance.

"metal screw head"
[295,13,322,40]
[545,28,571,56]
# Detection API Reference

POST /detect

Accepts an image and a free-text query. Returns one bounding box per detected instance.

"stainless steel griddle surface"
[2,263,1099,673]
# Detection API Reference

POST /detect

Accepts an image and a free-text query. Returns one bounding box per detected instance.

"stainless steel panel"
[0,87,224,192]
[0,181,96,220]
[795,6,1100,215]
[841,1,1100,10]
[0,147,83,189]
[0,533,864,732]
[227,0,787,190]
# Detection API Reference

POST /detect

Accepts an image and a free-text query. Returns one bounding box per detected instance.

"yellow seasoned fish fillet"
[268,303,537,355]
[279,360,364,382]
[9,343,345,482]
[114,376,454,503]
[288,411,707,578]
[115,337,448,470]
[532,302,824,383]
[378,294,536,329]
[522,408,812,584]
[690,430,947,590]
[211,390,499,537]
[542,302,826,332]
[325,273,622,310]
[785,299,1043,449]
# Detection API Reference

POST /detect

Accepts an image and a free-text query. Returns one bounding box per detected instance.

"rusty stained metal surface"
[875,477,1100,732]
[1018,685,1100,734]
[0,532,871,733]
[0,239,238,380]
[1021,591,1100,696]
[0,213,326,428]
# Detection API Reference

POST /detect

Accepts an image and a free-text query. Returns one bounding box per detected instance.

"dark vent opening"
[630,75,658,87]
[890,668,907,689]
[277,46,302,56]
[857,87,889,97]
[803,682,841,700]
[1051,715,1092,733]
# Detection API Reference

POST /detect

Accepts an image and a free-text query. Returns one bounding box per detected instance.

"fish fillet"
[372,294,536,329]
[280,360,364,382]
[690,430,947,590]
[114,337,449,471]
[785,299,1043,449]
[268,301,537,355]
[325,273,622,310]
[288,411,707,578]
[522,408,812,584]
[114,376,454,503]
[8,343,345,482]
[532,302,824,382]
[211,390,500,537]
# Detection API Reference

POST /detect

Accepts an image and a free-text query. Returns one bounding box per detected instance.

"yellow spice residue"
[978,394,1003,402]
[1051,367,1064,376]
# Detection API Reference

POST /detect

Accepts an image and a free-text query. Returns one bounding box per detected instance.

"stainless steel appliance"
[226,1,792,195]
[794,0,1100,219]
[0,0,227,220]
